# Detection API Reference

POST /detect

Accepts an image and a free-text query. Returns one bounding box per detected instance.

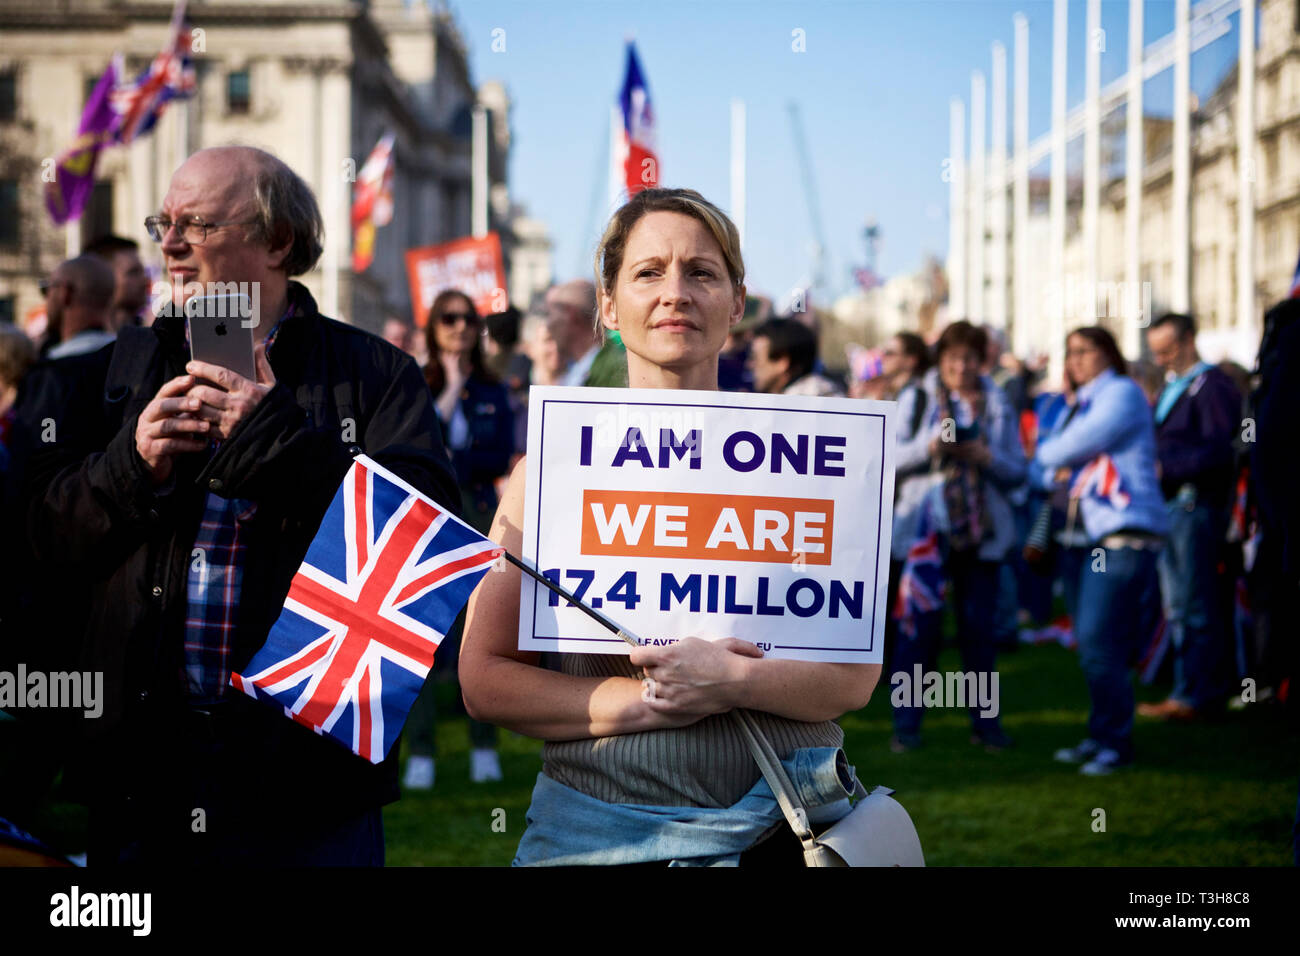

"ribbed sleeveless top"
[540,652,844,808]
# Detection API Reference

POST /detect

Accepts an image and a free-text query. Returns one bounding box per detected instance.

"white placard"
[518,386,896,663]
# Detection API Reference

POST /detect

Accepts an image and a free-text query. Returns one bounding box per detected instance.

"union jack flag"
[893,501,946,640]
[1069,453,1130,509]
[231,456,503,763]
[109,0,196,145]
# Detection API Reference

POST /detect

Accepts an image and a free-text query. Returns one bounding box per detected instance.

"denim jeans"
[1158,500,1232,710]
[1060,545,1161,761]
[891,552,1003,737]
[512,747,856,866]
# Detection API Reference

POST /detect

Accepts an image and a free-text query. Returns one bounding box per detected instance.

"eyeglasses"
[143,215,257,245]
[39,277,70,296]
[437,311,478,327]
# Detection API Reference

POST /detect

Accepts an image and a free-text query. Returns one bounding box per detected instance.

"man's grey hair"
[246,149,324,277]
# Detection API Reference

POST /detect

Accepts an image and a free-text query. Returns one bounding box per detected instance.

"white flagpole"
[609,104,623,213]
[1237,0,1256,336]
[472,105,489,238]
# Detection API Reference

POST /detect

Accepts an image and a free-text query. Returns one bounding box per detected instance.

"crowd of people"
[0,143,1295,866]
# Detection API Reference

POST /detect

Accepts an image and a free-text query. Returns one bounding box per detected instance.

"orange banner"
[579,489,834,566]
[404,233,506,328]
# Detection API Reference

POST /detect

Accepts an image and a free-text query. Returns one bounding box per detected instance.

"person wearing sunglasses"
[36,256,117,360]
[407,290,515,788]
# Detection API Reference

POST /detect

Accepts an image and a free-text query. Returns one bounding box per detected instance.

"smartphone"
[186,293,257,381]
[954,420,982,444]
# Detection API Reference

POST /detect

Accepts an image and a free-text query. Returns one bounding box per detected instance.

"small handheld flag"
[894,500,946,639]
[231,455,503,763]
[846,344,885,383]
[1069,453,1130,509]
[351,132,396,273]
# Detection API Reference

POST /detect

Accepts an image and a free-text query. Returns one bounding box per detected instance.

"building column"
[948,97,966,320]
[1013,12,1030,357]
[990,41,1008,329]
[1083,0,1101,315]
[1050,0,1068,380]
[320,63,351,321]
[1237,0,1256,334]
[1172,0,1191,314]
[969,70,986,322]
[1124,0,1144,358]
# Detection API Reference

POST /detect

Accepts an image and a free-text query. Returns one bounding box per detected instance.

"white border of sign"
[518,386,896,663]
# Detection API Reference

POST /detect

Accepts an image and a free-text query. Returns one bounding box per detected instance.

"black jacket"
[24,283,460,823]
[1155,363,1242,506]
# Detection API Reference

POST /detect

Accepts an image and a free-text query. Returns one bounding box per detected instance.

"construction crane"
[786,102,829,307]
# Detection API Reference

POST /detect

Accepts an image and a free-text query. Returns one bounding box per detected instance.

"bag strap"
[728,708,820,851]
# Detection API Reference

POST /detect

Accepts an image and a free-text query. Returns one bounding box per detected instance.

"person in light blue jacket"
[890,321,1026,753]
[1030,326,1169,776]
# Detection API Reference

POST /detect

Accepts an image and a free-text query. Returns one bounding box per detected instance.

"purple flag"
[44,60,121,225]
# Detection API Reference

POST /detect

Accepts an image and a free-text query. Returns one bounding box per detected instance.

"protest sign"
[518,387,896,663]
[404,233,506,327]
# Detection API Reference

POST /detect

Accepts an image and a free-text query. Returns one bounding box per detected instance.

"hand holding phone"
[186,293,256,381]
[185,342,276,444]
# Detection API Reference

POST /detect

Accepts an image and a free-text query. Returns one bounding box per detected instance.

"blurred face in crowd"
[1065,333,1109,388]
[600,210,743,384]
[525,318,564,382]
[431,294,480,358]
[881,335,914,384]
[747,335,788,394]
[382,317,411,352]
[1146,323,1196,376]
[157,147,289,313]
[546,285,596,362]
[42,264,72,338]
[938,343,981,394]
[111,249,151,316]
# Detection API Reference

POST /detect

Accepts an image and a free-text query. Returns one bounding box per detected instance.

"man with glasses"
[25,145,460,866]
[1140,312,1243,722]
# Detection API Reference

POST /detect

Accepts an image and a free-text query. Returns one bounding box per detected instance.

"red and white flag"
[618,43,658,197]
[352,132,396,273]
[1070,453,1131,509]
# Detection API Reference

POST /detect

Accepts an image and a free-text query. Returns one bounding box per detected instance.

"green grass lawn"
[5,642,1296,865]
[384,643,1298,866]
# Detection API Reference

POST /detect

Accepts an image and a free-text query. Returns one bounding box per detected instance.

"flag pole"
[608,104,623,213]
[499,550,639,647]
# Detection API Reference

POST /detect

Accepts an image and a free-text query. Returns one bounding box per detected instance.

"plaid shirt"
[182,303,290,701]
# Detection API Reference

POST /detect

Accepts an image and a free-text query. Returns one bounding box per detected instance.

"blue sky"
[449,0,1244,304]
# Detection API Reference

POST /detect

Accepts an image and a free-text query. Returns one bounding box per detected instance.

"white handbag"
[730,709,925,867]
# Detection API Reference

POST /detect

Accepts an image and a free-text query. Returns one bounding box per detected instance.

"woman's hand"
[628,637,764,719]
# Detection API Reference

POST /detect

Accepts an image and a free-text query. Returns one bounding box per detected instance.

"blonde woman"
[460,188,880,866]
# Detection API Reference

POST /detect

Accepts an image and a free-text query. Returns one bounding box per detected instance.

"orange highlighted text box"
[578,489,834,566]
